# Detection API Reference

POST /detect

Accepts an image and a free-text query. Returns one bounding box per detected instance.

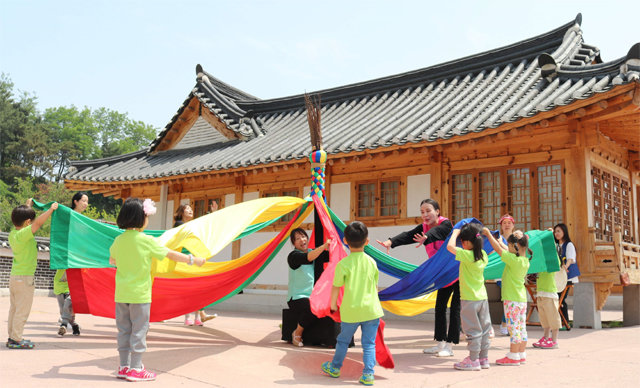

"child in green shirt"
[483,228,531,365]
[7,199,58,349]
[109,198,206,382]
[321,221,383,386]
[447,222,491,371]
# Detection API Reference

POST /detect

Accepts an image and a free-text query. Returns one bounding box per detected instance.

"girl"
[377,199,457,357]
[483,228,531,366]
[553,223,579,329]
[447,223,491,371]
[495,214,516,336]
[110,198,205,381]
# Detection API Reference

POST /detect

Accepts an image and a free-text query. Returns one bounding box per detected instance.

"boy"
[532,257,562,349]
[7,199,58,349]
[54,269,80,336]
[321,221,383,386]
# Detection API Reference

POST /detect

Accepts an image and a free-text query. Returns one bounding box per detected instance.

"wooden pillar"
[430,151,444,210]
[565,121,592,275]
[231,176,244,260]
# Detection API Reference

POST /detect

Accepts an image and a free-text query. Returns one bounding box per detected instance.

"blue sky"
[1,0,637,130]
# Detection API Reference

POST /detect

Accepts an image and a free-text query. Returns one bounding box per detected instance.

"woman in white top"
[553,223,579,330]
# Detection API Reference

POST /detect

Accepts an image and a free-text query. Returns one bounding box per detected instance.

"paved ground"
[1,296,639,387]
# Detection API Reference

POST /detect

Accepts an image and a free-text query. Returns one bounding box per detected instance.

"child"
[447,223,491,371]
[321,221,383,386]
[109,198,205,381]
[484,228,531,365]
[54,269,80,336]
[553,223,579,329]
[532,253,562,349]
[7,199,58,349]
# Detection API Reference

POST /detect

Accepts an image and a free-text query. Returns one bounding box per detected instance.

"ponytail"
[507,232,533,261]
[459,223,484,262]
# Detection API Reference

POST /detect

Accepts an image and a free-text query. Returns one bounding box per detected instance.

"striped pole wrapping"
[309,150,327,200]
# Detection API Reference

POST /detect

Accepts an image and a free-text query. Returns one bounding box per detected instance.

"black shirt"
[389,219,453,248]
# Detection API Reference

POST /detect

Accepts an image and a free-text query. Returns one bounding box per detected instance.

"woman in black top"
[377,198,458,357]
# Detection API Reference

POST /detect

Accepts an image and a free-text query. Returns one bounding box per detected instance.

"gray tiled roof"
[67,15,640,183]
[0,232,50,252]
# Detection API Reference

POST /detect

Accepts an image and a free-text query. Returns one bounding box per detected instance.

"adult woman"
[174,204,215,325]
[55,192,88,336]
[553,223,579,330]
[495,214,516,336]
[287,228,331,347]
[377,199,456,357]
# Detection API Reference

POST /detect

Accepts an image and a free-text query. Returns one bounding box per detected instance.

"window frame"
[354,177,402,220]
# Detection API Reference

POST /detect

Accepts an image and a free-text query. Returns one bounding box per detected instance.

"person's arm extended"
[378,224,423,252]
[30,201,58,234]
[166,250,205,267]
[307,239,331,262]
[482,227,504,256]
[446,228,460,255]
[421,220,453,245]
[330,285,340,312]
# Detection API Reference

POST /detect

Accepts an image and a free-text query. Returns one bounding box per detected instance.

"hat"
[498,214,515,224]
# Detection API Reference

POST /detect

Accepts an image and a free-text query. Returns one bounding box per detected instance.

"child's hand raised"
[50,202,59,211]
[481,227,491,237]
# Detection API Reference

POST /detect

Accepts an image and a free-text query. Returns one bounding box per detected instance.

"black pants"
[434,281,461,344]
[558,281,573,328]
[287,297,319,329]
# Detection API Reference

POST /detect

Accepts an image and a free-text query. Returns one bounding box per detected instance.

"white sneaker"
[500,326,509,336]
[437,343,454,357]
[423,341,445,354]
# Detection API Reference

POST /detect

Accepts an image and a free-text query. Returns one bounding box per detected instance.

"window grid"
[507,167,531,231]
[479,171,501,227]
[451,173,473,222]
[537,165,563,230]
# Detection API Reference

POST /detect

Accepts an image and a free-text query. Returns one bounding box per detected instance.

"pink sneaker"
[454,356,481,371]
[184,319,194,326]
[194,318,203,326]
[496,356,520,366]
[126,366,157,381]
[532,337,547,348]
[116,366,129,379]
[520,356,526,364]
[479,358,490,369]
[539,338,558,349]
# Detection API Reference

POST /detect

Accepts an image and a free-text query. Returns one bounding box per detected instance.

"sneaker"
[436,343,454,357]
[184,319,194,326]
[72,324,80,336]
[539,338,558,349]
[116,366,129,379]
[321,361,340,378]
[496,356,521,366]
[58,324,67,336]
[479,358,490,369]
[453,356,481,371]
[532,337,547,348]
[500,326,509,336]
[6,338,35,349]
[519,356,526,364]
[126,366,156,382]
[194,318,203,326]
[359,373,374,385]
[199,311,218,322]
[423,341,445,354]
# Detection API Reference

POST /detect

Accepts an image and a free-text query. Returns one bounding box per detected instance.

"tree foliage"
[0,74,157,234]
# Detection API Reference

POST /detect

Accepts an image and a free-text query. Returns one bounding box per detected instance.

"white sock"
[507,352,520,360]
[520,352,527,359]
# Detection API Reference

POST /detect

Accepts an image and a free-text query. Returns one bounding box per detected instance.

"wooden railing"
[584,227,640,310]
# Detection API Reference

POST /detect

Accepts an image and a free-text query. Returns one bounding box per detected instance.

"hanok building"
[66,15,640,327]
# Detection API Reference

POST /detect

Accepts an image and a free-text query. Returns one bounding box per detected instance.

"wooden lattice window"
[507,167,532,231]
[451,163,563,230]
[479,171,501,227]
[356,179,400,218]
[592,167,633,242]
[537,164,563,230]
[451,173,473,223]
[193,196,224,218]
[264,189,299,222]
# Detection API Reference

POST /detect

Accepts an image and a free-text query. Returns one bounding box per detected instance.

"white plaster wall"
[407,174,430,217]
[329,182,350,220]
[243,191,259,202]
[224,193,235,206]
[165,200,174,228]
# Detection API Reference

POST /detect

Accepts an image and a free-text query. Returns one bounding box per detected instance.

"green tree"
[92,107,156,158]
[0,74,51,183]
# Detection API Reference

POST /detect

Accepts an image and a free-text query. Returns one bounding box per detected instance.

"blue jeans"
[331,318,379,375]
